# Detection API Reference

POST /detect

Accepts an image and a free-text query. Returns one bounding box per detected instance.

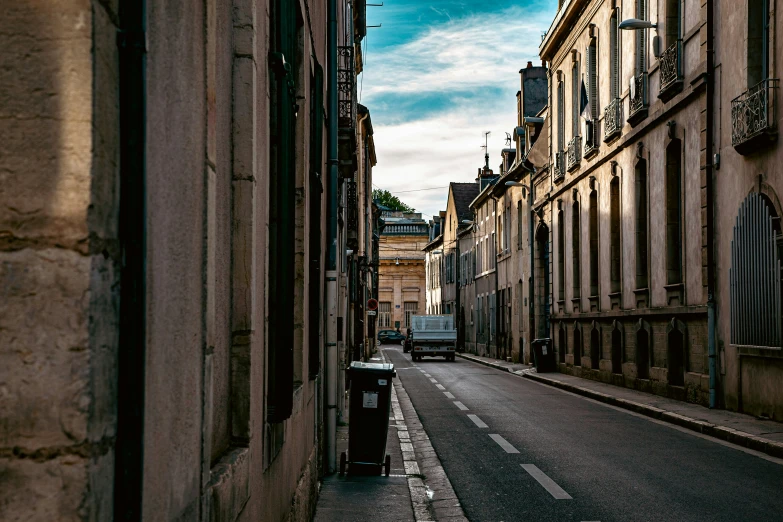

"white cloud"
[365,5,553,218]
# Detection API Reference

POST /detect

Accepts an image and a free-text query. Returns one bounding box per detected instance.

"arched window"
[610,177,621,294]
[572,200,581,299]
[559,324,567,364]
[589,189,599,296]
[636,321,651,379]
[635,160,649,289]
[730,192,782,347]
[665,139,682,285]
[611,322,623,374]
[590,323,601,370]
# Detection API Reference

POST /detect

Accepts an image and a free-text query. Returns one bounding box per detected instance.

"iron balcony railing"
[337,45,356,130]
[659,41,682,94]
[553,150,566,182]
[629,72,648,121]
[604,97,622,140]
[567,136,581,171]
[731,79,779,150]
[584,119,598,157]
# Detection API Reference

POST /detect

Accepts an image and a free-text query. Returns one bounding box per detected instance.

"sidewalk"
[314,350,466,522]
[457,352,783,460]
[314,353,415,522]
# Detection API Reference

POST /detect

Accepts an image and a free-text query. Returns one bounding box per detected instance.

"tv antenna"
[480,131,491,169]
[505,132,512,148]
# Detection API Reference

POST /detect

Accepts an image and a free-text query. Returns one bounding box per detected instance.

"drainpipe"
[114,1,147,519]
[706,0,717,408]
[326,0,338,472]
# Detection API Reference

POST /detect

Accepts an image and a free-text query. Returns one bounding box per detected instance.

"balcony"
[567,136,581,171]
[731,79,779,155]
[628,72,648,126]
[658,41,683,101]
[338,45,357,178]
[346,180,358,249]
[584,120,599,158]
[603,98,622,142]
[553,150,566,182]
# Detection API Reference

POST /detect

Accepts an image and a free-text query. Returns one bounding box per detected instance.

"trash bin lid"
[348,361,395,376]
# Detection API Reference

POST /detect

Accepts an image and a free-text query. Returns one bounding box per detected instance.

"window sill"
[571,296,582,313]
[664,282,684,306]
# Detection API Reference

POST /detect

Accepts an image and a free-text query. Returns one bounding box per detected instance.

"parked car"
[378,329,405,344]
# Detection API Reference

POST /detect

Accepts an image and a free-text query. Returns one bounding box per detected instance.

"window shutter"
[611,10,619,98]
[572,62,579,136]
[589,42,598,119]
[636,0,646,75]
[558,81,565,151]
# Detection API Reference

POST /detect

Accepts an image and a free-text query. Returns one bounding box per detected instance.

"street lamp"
[505,181,530,200]
[618,18,657,29]
[619,18,660,57]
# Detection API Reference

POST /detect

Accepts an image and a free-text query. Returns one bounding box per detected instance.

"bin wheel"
[340,452,346,476]
[384,454,391,477]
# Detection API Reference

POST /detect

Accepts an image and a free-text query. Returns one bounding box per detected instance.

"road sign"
[367,298,378,311]
[367,310,377,316]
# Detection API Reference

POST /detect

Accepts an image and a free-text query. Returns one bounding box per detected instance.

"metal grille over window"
[731,79,779,153]
[730,192,782,348]
[567,136,581,171]
[404,302,418,328]
[659,41,682,93]
[379,302,392,328]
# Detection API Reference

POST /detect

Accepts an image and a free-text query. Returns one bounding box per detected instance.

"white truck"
[407,315,457,362]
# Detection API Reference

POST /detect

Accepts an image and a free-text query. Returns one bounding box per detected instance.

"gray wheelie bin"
[532,338,556,372]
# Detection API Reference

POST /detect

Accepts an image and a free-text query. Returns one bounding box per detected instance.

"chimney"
[527,61,533,68]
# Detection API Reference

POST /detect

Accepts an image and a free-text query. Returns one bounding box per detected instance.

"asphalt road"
[382,344,783,522]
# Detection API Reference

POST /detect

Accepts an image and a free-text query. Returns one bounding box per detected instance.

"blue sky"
[360,0,558,219]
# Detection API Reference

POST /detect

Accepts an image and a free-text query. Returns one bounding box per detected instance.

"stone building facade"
[378,210,428,335]
[0,0,376,520]
[714,0,783,419]
[540,0,711,404]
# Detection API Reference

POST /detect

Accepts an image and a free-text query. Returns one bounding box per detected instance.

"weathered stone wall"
[0,1,120,520]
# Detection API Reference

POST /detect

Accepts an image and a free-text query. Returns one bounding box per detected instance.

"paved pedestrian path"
[457,352,783,460]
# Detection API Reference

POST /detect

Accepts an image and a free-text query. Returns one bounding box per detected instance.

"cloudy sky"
[361,0,558,220]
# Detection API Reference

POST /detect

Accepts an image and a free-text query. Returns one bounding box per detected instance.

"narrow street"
[383,345,783,522]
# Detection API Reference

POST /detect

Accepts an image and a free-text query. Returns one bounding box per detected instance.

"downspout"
[114,1,147,519]
[326,0,338,472]
[706,0,717,408]
[527,168,535,362]
[493,196,499,359]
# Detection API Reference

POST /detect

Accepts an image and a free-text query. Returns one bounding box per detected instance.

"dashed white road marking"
[435,384,446,390]
[521,464,572,500]
[467,414,488,428]
[429,378,438,383]
[443,392,455,399]
[454,401,469,410]
[489,434,519,453]
[424,373,431,377]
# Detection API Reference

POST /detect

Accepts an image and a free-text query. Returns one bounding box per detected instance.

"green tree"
[372,189,415,212]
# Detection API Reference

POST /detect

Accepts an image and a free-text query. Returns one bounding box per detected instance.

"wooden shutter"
[589,42,598,119]
[610,10,619,98]
[268,0,297,423]
[636,0,646,75]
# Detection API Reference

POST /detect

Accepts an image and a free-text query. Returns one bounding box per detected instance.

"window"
[491,233,496,269]
[404,302,418,328]
[267,0,299,424]
[610,8,620,100]
[557,78,565,154]
[635,160,649,289]
[379,302,392,328]
[572,59,580,138]
[517,201,523,250]
[665,139,682,285]
[635,0,647,75]
[558,210,565,301]
[585,39,598,147]
[747,0,770,88]
[589,189,599,297]
[664,0,680,49]
[610,177,621,294]
[572,200,581,298]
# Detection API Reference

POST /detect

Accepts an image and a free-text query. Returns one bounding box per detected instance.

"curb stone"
[456,352,783,461]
